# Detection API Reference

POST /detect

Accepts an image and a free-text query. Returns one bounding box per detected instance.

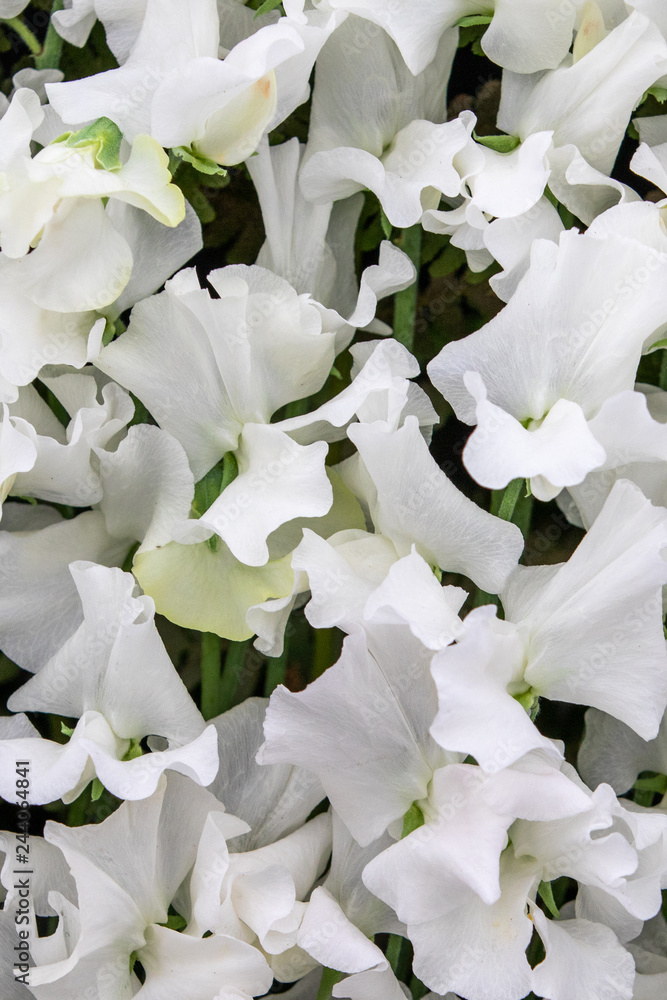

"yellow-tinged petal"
[194,71,277,167]
[113,134,185,227]
[268,467,366,558]
[572,1,607,63]
[133,539,293,640]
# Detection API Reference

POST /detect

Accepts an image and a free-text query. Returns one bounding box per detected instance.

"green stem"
[393,224,422,351]
[264,636,289,697]
[409,974,429,999]
[68,785,90,827]
[660,350,667,392]
[312,627,333,679]
[200,632,222,720]
[35,0,64,69]
[386,934,412,983]
[497,477,524,522]
[219,639,250,713]
[4,16,41,55]
[316,968,344,1000]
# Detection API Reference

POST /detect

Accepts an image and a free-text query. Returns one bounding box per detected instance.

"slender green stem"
[219,639,250,713]
[497,477,524,522]
[386,934,412,983]
[316,968,344,1000]
[385,933,403,970]
[312,627,333,679]
[393,224,422,351]
[68,785,90,827]
[35,0,64,69]
[660,351,667,392]
[264,636,289,697]
[4,16,41,55]
[200,632,222,720]
[409,974,429,999]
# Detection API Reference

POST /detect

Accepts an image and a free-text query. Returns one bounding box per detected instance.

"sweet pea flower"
[428,229,667,501]
[363,754,660,1000]
[304,0,581,75]
[0,562,219,804]
[497,9,667,176]
[429,480,667,771]
[47,0,341,169]
[28,774,273,1000]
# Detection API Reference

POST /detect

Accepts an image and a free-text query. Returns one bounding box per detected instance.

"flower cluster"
[1,2,667,999]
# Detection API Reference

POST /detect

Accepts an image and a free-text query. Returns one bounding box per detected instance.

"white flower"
[0,562,218,804]
[428,229,667,501]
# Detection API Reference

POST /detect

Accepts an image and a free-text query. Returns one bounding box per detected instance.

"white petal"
[461,372,606,499]
[259,627,441,846]
[504,480,667,739]
[348,416,524,594]
[531,908,635,1000]
[430,607,555,769]
[187,423,332,567]
[0,511,128,672]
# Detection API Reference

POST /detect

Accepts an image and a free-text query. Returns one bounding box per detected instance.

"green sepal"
[402,801,425,838]
[60,721,75,738]
[645,85,667,104]
[474,132,521,153]
[538,880,560,918]
[646,337,667,353]
[457,14,493,27]
[192,453,239,530]
[172,145,228,176]
[159,912,187,932]
[90,777,104,801]
[254,0,284,15]
[122,738,144,762]
[56,117,124,171]
[514,687,539,716]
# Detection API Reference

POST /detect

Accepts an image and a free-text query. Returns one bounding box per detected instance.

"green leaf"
[58,117,123,171]
[457,14,493,27]
[172,145,228,177]
[254,0,284,15]
[538,880,560,918]
[634,774,667,794]
[474,132,521,153]
[429,241,466,277]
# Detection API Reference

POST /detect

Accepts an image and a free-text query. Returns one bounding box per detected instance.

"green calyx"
[514,687,540,719]
[171,145,228,177]
[401,801,425,838]
[158,911,187,932]
[457,14,493,28]
[537,879,560,918]
[474,132,521,154]
[55,117,124,171]
[122,738,144,762]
